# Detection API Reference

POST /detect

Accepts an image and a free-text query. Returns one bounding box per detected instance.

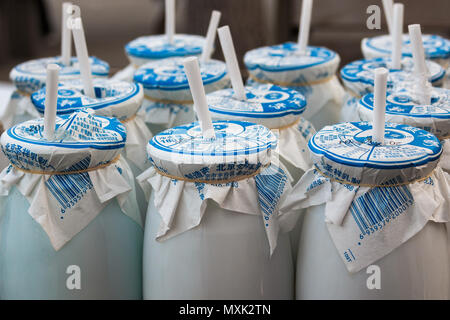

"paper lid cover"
[359,88,450,139]
[340,57,445,96]
[206,84,306,129]
[134,58,227,91]
[245,43,337,72]
[148,120,277,181]
[125,34,205,60]
[309,122,442,185]
[1,109,126,172]
[31,79,143,122]
[363,34,450,60]
[244,43,340,85]
[10,56,110,94]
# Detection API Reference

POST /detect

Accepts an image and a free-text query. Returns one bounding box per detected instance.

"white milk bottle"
[0,56,109,129]
[133,57,229,134]
[138,57,297,299]
[281,121,449,299]
[0,109,143,299]
[30,78,151,222]
[339,57,445,122]
[206,84,315,261]
[244,44,345,131]
[138,120,295,299]
[358,88,450,266]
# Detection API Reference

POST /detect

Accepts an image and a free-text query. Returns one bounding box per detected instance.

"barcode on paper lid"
[350,177,415,238]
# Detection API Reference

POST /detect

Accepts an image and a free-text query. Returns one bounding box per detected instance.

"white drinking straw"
[373,68,388,144]
[183,57,216,139]
[408,24,431,105]
[391,3,403,70]
[165,0,175,44]
[297,0,313,54]
[217,26,246,101]
[200,10,221,62]
[61,2,72,66]
[72,16,95,98]
[43,64,60,141]
[408,24,427,77]
[382,0,394,35]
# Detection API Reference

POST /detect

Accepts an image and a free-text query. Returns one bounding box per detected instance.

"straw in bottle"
[43,64,60,141]
[217,26,246,101]
[297,0,313,55]
[200,10,221,62]
[71,14,95,98]
[372,68,388,144]
[391,3,404,70]
[183,57,216,139]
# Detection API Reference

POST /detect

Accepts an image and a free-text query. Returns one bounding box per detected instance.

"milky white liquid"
[0,187,143,299]
[296,204,449,299]
[143,192,294,299]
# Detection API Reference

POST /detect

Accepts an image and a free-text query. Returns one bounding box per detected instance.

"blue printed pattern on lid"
[341,57,445,89]
[1,109,126,172]
[150,120,276,158]
[360,89,450,119]
[364,34,450,60]
[244,43,337,72]
[358,89,450,139]
[148,120,277,181]
[309,122,442,170]
[125,34,205,60]
[10,56,110,93]
[31,79,141,116]
[134,58,227,91]
[5,110,125,150]
[207,84,306,119]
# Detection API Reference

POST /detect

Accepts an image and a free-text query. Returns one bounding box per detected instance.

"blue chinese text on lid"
[147,120,277,181]
[340,57,445,93]
[244,43,337,72]
[1,109,126,172]
[134,58,227,91]
[364,34,450,60]
[308,122,441,185]
[10,56,110,94]
[125,34,205,61]
[31,79,142,121]
[359,88,450,139]
[207,84,306,128]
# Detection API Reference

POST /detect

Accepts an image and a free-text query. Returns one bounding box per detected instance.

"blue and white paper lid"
[0,109,126,172]
[134,58,227,91]
[309,122,441,185]
[10,56,110,94]
[135,57,230,102]
[245,43,337,72]
[148,120,277,181]
[244,43,340,85]
[340,57,445,96]
[363,34,450,60]
[31,79,143,122]
[125,34,205,65]
[206,84,306,129]
[359,88,450,139]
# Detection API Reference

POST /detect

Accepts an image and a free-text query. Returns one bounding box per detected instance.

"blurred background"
[0,0,449,81]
